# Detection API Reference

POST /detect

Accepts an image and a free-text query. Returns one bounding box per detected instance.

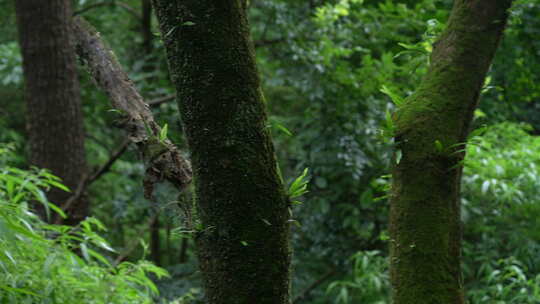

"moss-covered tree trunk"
[15,0,88,225]
[389,1,513,303]
[152,1,291,303]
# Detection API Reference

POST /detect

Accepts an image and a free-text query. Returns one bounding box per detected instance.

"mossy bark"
[72,17,192,197]
[15,0,88,225]
[389,1,513,303]
[152,1,290,303]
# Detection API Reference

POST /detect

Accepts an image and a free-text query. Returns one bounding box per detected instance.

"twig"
[87,138,131,185]
[148,94,176,107]
[293,269,337,303]
[54,139,131,224]
[254,38,286,48]
[54,173,88,224]
[74,1,141,20]
[113,211,160,266]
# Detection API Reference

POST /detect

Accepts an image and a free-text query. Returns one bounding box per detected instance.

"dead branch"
[72,16,192,198]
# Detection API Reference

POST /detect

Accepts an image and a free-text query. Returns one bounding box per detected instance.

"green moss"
[152,1,290,303]
[389,1,513,303]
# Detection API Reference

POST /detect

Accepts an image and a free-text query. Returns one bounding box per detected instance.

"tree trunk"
[15,0,88,225]
[141,0,153,54]
[179,237,188,264]
[389,1,513,303]
[150,216,161,266]
[152,1,291,303]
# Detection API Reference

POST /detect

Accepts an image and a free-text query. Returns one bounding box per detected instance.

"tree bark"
[71,17,192,198]
[152,1,291,303]
[389,1,513,303]
[15,0,88,225]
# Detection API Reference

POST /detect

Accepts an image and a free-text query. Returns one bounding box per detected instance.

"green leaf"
[3,250,15,264]
[395,149,402,164]
[380,85,404,106]
[275,123,293,136]
[182,21,196,26]
[47,202,66,219]
[398,42,427,53]
[0,285,41,297]
[288,219,302,227]
[140,261,169,278]
[159,123,168,141]
[87,248,111,267]
[47,180,71,192]
[468,125,488,139]
[434,140,443,152]
[288,168,310,198]
[5,178,14,197]
[385,109,394,131]
[80,243,90,262]
[164,27,176,38]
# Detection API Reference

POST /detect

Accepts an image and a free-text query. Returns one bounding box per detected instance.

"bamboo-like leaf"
[159,123,168,141]
[380,85,404,106]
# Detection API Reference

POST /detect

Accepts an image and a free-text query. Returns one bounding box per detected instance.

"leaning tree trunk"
[389,1,513,303]
[152,1,291,303]
[15,0,88,225]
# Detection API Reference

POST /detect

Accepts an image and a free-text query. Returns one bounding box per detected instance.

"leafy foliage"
[462,123,540,303]
[326,251,388,303]
[0,145,168,304]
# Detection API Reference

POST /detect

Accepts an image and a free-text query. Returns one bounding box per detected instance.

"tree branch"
[54,139,131,224]
[148,94,176,107]
[88,138,131,185]
[113,211,160,266]
[293,269,337,303]
[74,1,142,20]
[72,17,192,199]
[254,38,286,48]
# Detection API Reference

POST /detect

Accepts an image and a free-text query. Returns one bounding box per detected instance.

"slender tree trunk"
[141,0,153,54]
[165,218,171,264]
[179,237,188,264]
[150,216,161,266]
[389,1,513,303]
[152,1,291,303]
[15,0,88,225]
